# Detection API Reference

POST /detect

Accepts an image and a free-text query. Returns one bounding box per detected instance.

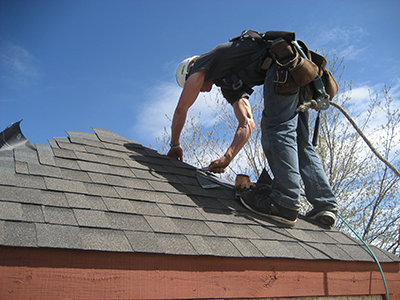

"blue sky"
[1,0,399,150]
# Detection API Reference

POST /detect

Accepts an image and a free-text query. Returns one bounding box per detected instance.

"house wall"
[1,247,399,300]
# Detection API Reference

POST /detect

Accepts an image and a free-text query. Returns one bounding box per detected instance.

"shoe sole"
[239,197,297,226]
[309,211,336,226]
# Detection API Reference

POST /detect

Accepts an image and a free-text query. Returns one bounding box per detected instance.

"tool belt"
[270,39,338,99]
[227,30,338,101]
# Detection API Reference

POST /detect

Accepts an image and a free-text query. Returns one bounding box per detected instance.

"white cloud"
[131,81,223,145]
[305,25,369,62]
[339,82,400,161]
[0,41,41,87]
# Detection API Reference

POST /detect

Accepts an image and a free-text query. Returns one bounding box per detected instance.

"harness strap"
[230,30,268,47]
[225,30,295,93]
[223,37,271,94]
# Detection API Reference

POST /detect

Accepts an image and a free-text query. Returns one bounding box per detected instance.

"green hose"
[337,214,390,300]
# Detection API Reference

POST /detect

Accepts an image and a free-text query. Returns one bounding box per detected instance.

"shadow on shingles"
[123,143,331,230]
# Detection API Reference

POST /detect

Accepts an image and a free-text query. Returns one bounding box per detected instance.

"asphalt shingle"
[1,125,399,264]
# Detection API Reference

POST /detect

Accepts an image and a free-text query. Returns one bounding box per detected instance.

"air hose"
[302,98,395,299]
[292,40,399,177]
[337,213,390,300]
[329,101,400,178]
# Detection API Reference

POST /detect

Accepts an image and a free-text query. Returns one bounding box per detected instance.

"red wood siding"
[1,247,399,300]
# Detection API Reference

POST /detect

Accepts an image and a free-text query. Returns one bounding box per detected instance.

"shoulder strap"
[230,30,267,47]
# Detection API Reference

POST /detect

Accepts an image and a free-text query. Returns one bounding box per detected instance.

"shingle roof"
[1,123,399,263]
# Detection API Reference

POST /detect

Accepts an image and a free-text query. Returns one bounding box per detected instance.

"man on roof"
[167,30,338,227]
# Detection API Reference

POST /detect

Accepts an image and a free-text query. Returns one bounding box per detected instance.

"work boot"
[306,209,337,227]
[239,185,298,226]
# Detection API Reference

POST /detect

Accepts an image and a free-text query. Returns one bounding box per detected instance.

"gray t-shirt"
[189,37,268,104]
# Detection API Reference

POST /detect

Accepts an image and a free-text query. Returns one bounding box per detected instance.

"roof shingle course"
[0,126,399,263]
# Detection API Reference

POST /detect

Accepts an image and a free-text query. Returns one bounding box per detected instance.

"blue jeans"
[261,64,337,212]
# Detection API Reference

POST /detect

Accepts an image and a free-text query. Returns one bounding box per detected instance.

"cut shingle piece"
[155,233,197,255]
[53,148,77,160]
[250,239,294,259]
[172,206,207,220]
[279,240,315,260]
[193,195,229,210]
[0,153,15,173]
[144,216,180,234]
[73,151,100,163]
[0,220,37,247]
[77,160,111,173]
[36,144,57,166]
[103,197,136,214]
[130,200,164,216]
[83,145,105,156]
[88,172,108,184]
[67,130,101,141]
[114,186,156,200]
[43,206,78,226]
[66,193,106,210]
[337,244,375,262]
[70,136,104,149]
[0,186,41,204]
[157,203,181,218]
[250,226,297,242]
[15,161,29,174]
[166,193,197,206]
[73,208,111,228]
[186,235,215,256]
[20,203,44,222]
[0,201,24,221]
[130,168,167,181]
[301,242,340,260]
[27,163,63,178]
[92,127,133,142]
[98,155,130,167]
[60,168,92,182]
[36,223,83,249]
[84,183,118,198]
[286,228,319,243]
[107,165,135,177]
[228,238,264,258]
[44,177,88,194]
[0,172,46,189]
[125,231,163,254]
[105,211,152,231]
[14,147,39,164]
[148,180,186,194]
[201,236,242,257]
[54,157,81,170]
[47,139,59,148]
[80,227,133,252]
[41,190,69,207]
[57,141,87,152]
[171,218,215,236]
[208,222,259,239]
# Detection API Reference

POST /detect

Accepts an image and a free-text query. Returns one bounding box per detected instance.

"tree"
[155,56,400,256]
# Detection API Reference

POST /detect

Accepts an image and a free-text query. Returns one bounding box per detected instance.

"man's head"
[176,56,199,88]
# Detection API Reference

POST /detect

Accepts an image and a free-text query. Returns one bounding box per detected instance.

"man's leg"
[261,63,301,211]
[297,111,338,225]
[238,63,300,227]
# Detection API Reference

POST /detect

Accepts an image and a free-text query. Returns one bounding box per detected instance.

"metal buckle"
[232,79,243,90]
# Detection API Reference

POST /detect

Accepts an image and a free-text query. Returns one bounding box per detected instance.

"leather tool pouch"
[298,41,338,100]
[321,69,338,100]
[270,39,319,94]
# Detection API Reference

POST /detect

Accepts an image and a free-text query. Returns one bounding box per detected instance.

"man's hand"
[208,155,231,173]
[167,146,183,161]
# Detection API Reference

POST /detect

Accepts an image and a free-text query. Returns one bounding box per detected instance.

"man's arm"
[208,97,255,173]
[167,70,206,160]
